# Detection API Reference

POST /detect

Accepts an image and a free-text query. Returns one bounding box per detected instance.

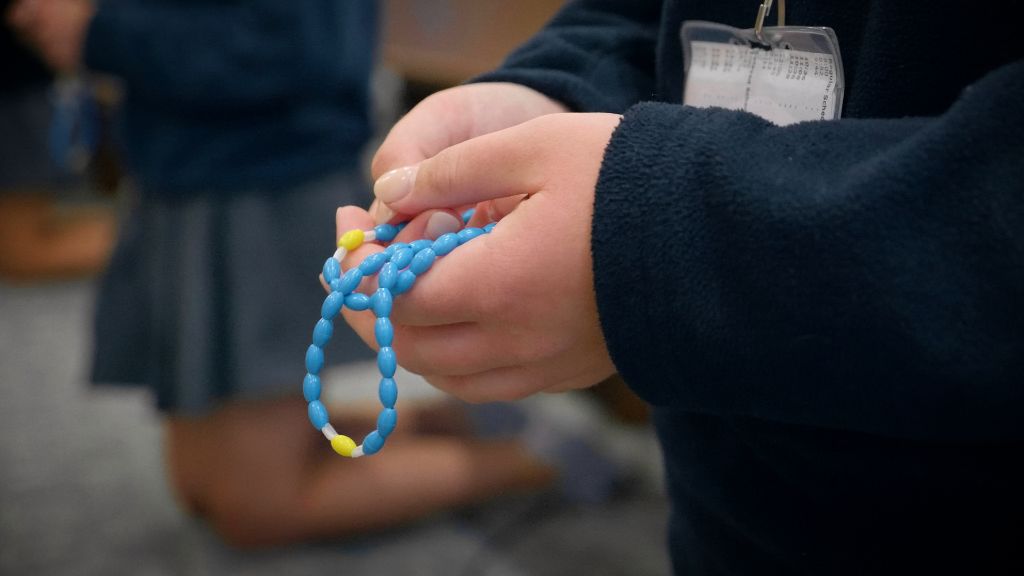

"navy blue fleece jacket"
[83,0,375,195]
[479,0,1023,573]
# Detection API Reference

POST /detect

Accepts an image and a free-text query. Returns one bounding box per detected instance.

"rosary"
[302,210,493,457]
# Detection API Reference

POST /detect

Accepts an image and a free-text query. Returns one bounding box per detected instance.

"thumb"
[372,118,549,216]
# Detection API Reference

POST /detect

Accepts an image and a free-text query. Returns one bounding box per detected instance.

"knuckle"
[420,147,461,199]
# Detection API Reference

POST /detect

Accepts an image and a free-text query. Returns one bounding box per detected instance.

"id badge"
[680,20,845,126]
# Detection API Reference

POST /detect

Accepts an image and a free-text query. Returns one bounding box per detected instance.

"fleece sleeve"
[592,59,1024,441]
[83,0,374,110]
[473,0,661,113]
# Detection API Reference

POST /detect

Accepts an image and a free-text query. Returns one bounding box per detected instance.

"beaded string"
[303,209,495,458]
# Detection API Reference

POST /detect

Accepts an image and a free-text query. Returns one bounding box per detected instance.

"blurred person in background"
[7,0,560,547]
[0,0,115,281]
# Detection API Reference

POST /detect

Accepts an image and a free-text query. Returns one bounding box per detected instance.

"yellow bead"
[338,229,365,251]
[331,434,357,457]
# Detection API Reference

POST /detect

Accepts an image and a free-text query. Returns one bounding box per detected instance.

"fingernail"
[370,200,395,225]
[424,211,461,240]
[374,165,417,204]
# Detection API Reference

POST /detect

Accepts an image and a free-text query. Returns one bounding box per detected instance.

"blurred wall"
[382,0,566,87]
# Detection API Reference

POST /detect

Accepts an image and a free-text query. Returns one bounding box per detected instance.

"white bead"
[333,247,346,261]
[351,445,365,458]
[363,229,377,242]
[321,423,338,440]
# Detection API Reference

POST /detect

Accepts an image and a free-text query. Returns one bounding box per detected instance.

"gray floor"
[0,279,670,576]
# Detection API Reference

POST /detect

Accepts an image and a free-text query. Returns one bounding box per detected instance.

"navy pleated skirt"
[91,171,374,414]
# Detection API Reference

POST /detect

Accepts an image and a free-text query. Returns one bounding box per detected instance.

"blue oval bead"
[461,208,475,223]
[374,223,399,243]
[378,377,397,408]
[392,247,414,269]
[305,345,324,374]
[374,317,394,347]
[483,222,497,232]
[392,270,417,296]
[377,346,397,378]
[362,430,385,455]
[396,222,407,232]
[358,252,387,275]
[410,239,433,253]
[322,257,341,284]
[377,408,397,438]
[345,292,371,311]
[378,262,397,290]
[384,242,409,258]
[329,278,343,292]
[337,268,363,295]
[308,400,329,429]
[371,288,393,318]
[431,233,459,256]
[409,248,436,275]
[457,227,485,244]
[312,318,333,347]
[321,292,344,320]
[303,373,321,402]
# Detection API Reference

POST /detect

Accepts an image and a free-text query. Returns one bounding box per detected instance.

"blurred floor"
[0,279,670,576]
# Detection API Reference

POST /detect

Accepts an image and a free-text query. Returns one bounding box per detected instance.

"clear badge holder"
[680,0,844,126]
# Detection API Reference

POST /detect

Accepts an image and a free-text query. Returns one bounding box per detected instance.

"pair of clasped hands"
[336,83,619,402]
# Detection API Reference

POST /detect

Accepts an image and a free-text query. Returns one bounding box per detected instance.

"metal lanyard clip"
[754,0,786,44]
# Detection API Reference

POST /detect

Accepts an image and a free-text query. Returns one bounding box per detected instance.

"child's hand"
[369,82,568,224]
[342,112,622,403]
